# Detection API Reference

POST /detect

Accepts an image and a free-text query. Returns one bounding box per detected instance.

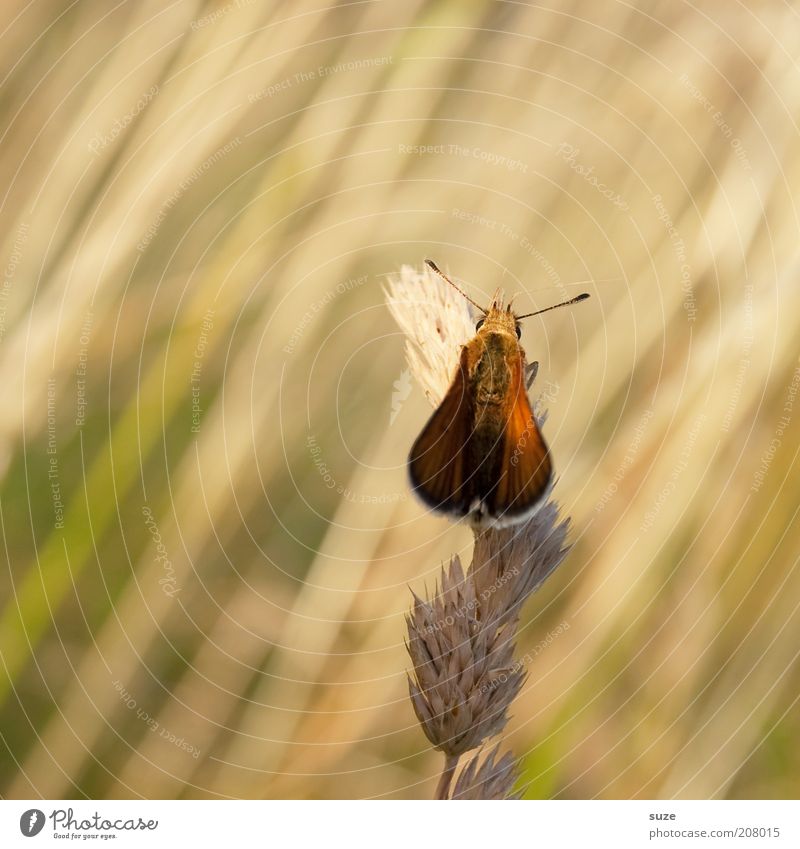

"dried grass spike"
[451,745,522,800]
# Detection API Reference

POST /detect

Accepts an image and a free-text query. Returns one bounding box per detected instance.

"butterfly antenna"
[425,260,486,314]
[520,277,622,295]
[516,292,590,320]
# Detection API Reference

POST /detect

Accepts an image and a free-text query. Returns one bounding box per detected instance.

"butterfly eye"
[475,318,485,331]
[515,323,522,338]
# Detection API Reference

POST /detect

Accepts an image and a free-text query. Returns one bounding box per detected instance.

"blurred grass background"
[1,0,799,799]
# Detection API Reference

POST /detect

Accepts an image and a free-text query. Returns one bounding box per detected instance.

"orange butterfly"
[409,261,589,528]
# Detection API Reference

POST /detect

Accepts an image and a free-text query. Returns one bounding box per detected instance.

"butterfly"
[408,260,589,528]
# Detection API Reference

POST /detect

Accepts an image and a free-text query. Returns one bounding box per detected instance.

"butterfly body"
[407,261,588,528]
[409,295,552,528]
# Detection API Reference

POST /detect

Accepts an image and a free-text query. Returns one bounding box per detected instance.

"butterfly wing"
[486,352,552,522]
[408,347,475,516]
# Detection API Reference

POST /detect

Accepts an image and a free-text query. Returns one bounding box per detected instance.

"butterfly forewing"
[408,348,474,514]
[489,352,552,520]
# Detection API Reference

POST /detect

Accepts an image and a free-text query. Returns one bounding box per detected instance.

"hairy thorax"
[468,332,515,406]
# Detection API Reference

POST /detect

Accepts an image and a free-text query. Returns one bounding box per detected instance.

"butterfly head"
[474,289,522,338]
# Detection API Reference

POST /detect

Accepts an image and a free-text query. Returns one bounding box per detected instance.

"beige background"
[0,0,798,799]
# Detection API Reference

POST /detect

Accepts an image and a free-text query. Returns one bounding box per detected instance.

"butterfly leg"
[525,361,539,390]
